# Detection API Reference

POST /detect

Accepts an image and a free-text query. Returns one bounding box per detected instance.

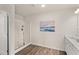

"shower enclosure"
[15,18,25,53]
[0,11,9,55]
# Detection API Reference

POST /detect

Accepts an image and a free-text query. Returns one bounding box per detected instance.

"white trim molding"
[14,42,32,54]
[32,43,64,51]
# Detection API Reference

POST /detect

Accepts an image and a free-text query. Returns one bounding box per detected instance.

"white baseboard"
[14,42,64,54]
[14,42,32,54]
[32,43,64,51]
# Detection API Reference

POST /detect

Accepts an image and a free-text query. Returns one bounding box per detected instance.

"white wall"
[25,10,75,51]
[63,13,78,36]
[24,16,31,44]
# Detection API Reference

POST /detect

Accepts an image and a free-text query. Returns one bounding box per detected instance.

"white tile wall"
[65,37,79,55]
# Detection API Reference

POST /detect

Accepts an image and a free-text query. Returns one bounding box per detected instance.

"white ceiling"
[15,4,79,16]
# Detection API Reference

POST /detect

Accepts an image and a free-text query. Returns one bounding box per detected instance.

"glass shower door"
[0,11,8,55]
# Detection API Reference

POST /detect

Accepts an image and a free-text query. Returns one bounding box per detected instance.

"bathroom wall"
[25,10,74,51]
[63,13,78,36]
[24,16,31,44]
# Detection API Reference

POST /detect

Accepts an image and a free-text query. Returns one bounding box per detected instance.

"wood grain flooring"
[16,44,66,55]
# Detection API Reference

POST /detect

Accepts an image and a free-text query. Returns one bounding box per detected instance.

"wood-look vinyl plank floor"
[16,44,66,55]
